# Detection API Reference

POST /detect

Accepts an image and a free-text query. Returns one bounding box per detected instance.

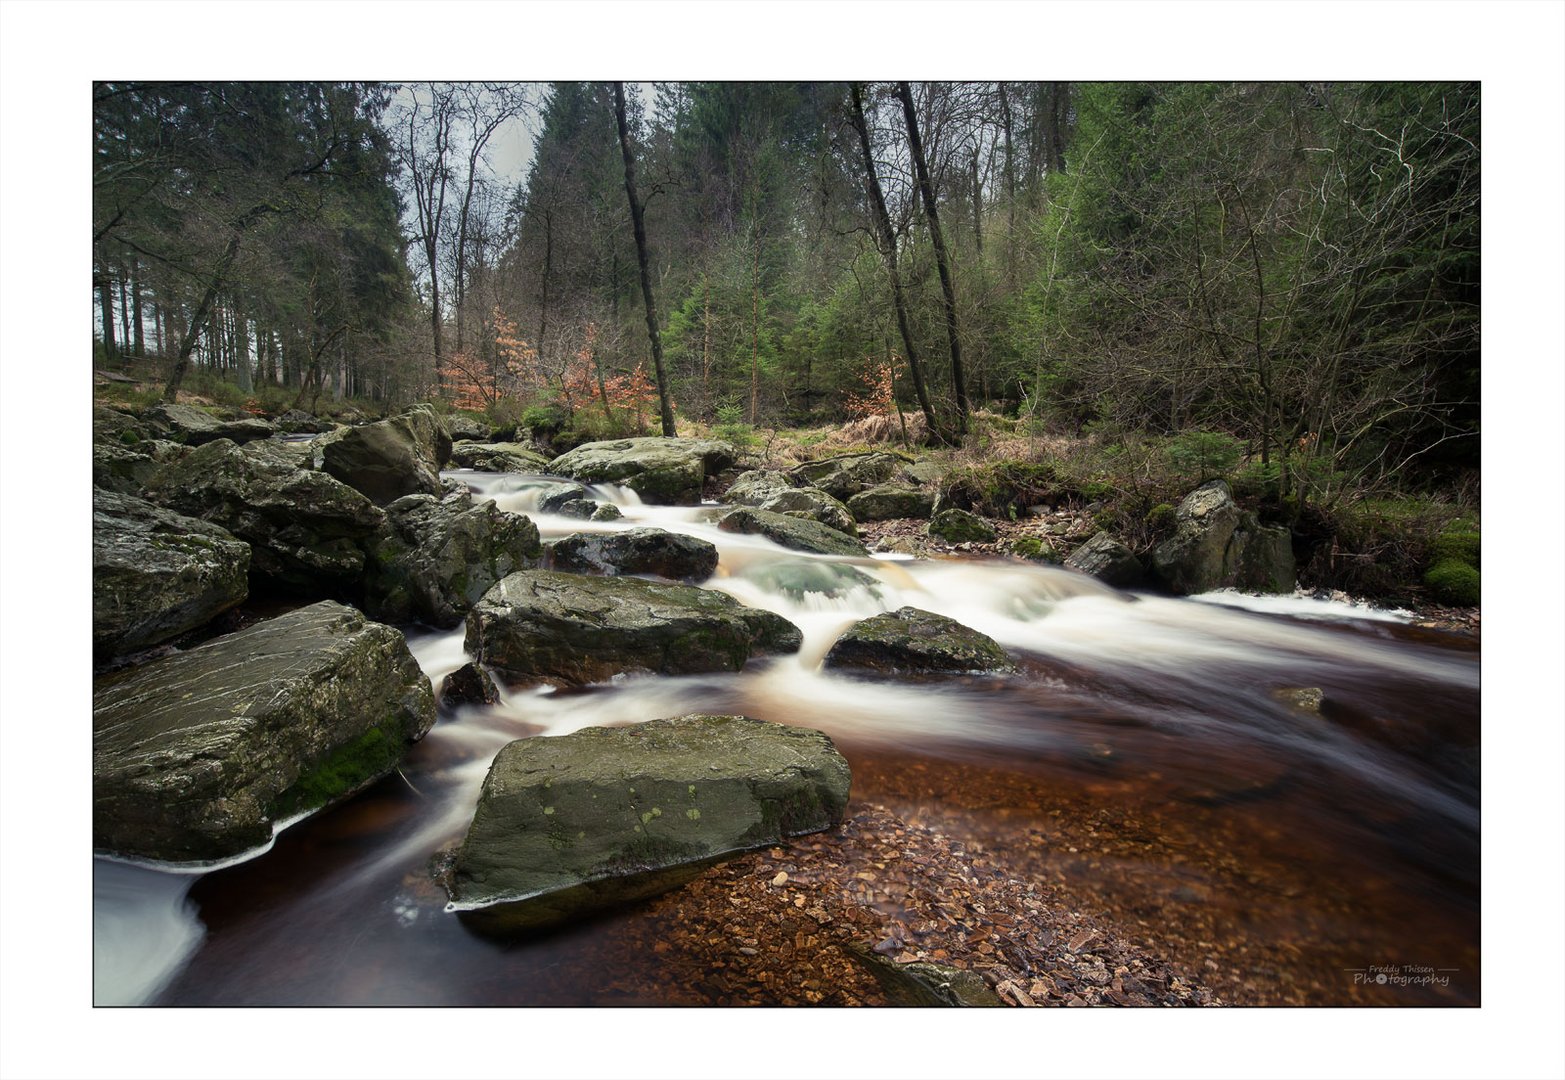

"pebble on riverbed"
[577,804,1220,1007]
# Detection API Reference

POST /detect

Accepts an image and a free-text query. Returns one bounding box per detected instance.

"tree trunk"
[998,82,1018,286]
[97,271,117,366]
[537,209,552,380]
[897,81,970,437]
[847,83,943,443]
[234,308,252,392]
[971,146,984,259]
[613,82,677,438]
[750,233,760,424]
[152,300,165,357]
[702,275,712,417]
[130,261,145,357]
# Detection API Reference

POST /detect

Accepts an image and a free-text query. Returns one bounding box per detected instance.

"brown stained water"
[95,474,1479,1007]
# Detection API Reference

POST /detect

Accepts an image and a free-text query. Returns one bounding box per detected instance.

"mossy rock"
[927,508,997,544]
[824,606,1015,676]
[93,601,435,863]
[447,715,851,935]
[547,437,736,506]
[711,506,869,557]
[1424,559,1480,606]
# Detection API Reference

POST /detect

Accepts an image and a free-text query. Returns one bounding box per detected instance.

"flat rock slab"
[847,483,934,522]
[549,527,718,583]
[93,490,251,659]
[447,714,852,935]
[313,404,451,504]
[465,570,801,686]
[547,437,735,505]
[146,402,275,445]
[823,606,1015,676]
[449,440,550,472]
[93,601,435,864]
[712,506,869,557]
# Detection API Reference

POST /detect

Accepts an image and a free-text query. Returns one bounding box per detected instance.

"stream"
[93,471,1480,1006]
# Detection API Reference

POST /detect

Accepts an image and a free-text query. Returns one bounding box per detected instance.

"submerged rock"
[93,601,435,863]
[447,714,851,935]
[466,570,801,686]
[1065,531,1144,588]
[824,607,1015,676]
[927,507,997,544]
[712,506,869,557]
[93,490,251,659]
[143,437,385,591]
[361,489,543,628]
[1151,480,1294,594]
[312,404,452,504]
[846,949,1004,1007]
[547,437,736,505]
[549,527,719,583]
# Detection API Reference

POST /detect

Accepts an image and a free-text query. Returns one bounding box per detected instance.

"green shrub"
[713,422,760,448]
[1145,503,1176,529]
[1231,459,1283,500]
[937,460,1066,517]
[1428,530,1480,569]
[1165,430,1244,480]
[1424,559,1480,606]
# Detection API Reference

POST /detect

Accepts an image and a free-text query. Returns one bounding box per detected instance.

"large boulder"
[1065,531,1145,588]
[361,489,543,628]
[927,507,997,544]
[446,714,851,935]
[711,507,869,557]
[274,409,336,435]
[93,405,157,447]
[93,490,251,659]
[143,438,385,591]
[787,451,915,501]
[549,528,719,583]
[847,483,934,522]
[823,607,1015,676]
[311,404,451,504]
[722,470,857,536]
[448,440,550,473]
[93,602,435,863]
[547,437,736,506]
[444,413,490,441]
[466,570,802,686]
[1151,480,1295,594]
[92,439,191,495]
[145,402,275,445]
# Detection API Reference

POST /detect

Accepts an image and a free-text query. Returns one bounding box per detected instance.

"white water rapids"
[92,470,1479,1006]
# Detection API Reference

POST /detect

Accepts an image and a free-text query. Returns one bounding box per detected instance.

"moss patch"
[269,722,406,820]
[1424,559,1480,606]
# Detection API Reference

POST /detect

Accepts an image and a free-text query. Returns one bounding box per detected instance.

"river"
[93,471,1480,1006]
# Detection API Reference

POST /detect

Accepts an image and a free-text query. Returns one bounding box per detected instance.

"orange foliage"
[440,308,541,411]
[845,357,896,420]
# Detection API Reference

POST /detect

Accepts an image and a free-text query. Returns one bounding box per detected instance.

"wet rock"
[735,561,882,601]
[1272,686,1324,714]
[788,451,915,501]
[1065,531,1145,588]
[551,498,610,520]
[447,714,851,935]
[466,570,802,686]
[145,402,276,445]
[847,484,934,522]
[530,481,594,513]
[846,949,1005,1007]
[312,404,452,504]
[440,661,500,708]
[1151,480,1294,594]
[93,601,435,863]
[712,506,870,557]
[144,438,385,592]
[927,507,997,544]
[591,503,623,522]
[547,437,736,505]
[824,607,1015,676]
[93,489,251,659]
[723,471,858,536]
[361,489,543,628]
[550,527,719,583]
[449,440,549,473]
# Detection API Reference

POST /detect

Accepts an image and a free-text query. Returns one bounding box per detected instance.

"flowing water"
[93,472,1480,1006]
